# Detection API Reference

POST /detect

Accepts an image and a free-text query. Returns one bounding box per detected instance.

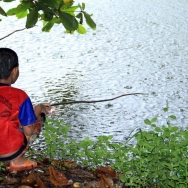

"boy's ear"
[12,67,18,74]
[11,67,17,75]
[11,67,19,84]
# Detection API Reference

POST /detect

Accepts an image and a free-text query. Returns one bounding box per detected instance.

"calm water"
[1,0,188,142]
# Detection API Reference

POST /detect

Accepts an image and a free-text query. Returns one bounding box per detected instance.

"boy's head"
[0,48,19,80]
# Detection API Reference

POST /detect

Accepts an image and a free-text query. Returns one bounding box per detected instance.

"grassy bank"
[1,107,188,187]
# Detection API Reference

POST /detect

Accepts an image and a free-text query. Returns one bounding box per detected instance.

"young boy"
[0,48,51,171]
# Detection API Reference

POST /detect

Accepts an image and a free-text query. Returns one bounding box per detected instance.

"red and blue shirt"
[0,83,37,154]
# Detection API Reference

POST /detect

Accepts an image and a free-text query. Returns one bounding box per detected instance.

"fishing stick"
[51,92,146,106]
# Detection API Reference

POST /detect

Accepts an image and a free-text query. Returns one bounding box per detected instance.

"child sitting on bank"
[0,48,51,171]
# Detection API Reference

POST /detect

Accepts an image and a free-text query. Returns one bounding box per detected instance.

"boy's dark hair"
[0,48,19,79]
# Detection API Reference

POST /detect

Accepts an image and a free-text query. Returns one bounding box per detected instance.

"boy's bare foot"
[9,156,37,171]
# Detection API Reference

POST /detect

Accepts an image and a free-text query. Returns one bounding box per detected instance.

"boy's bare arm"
[23,103,51,136]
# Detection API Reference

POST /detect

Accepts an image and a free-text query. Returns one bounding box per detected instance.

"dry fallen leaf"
[21,169,45,188]
[49,165,73,187]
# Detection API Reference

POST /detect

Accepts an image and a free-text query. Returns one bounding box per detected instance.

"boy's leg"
[27,113,45,146]
[19,113,46,146]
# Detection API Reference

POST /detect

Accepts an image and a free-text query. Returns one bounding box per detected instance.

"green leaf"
[151,117,157,123]
[43,12,53,21]
[17,2,31,12]
[82,3,85,10]
[83,12,96,30]
[166,180,176,187]
[16,10,27,19]
[144,119,151,125]
[26,7,38,28]
[0,7,7,16]
[61,1,73,9]
[150,123,156,128]
[169,115,176,120]
[62,6,79,15]
[155,127,162,132]
[76,12,83,24]
[120,176,127,183]
[76,12,82,18]
[36,2,54,21]
[6,7,18,16]
[38,0,59,8]
[42,20,54,32]
[77,24,86,34]
[58,11,78,31]
[7,2,31,16]
[171,126,178,132]
[53,17,61,24]
[164,107,169,112]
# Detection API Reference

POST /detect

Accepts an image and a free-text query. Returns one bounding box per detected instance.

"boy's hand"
[40,103,51,114]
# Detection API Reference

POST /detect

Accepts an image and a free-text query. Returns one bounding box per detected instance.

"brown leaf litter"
[0,159,124,188]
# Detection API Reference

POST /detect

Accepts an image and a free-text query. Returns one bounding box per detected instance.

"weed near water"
[29,107,188,187]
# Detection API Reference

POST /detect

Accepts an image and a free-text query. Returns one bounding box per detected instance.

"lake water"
[1,0,188,142]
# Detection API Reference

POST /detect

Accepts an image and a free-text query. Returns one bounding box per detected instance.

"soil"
[0,158,124,188]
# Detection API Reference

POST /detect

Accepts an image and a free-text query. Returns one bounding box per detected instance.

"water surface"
[1,0,188,142]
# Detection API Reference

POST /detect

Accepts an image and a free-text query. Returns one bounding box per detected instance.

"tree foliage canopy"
[0,0,96,34]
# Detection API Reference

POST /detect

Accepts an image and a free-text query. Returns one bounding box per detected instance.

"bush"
[31,107,188,187]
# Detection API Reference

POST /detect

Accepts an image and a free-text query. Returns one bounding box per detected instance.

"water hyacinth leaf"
[42,20,54,32]
[77,24,86,34]
[83,12,96,30]
[0,7,7,16]
[26,7,38,28]
[59,11,78,31]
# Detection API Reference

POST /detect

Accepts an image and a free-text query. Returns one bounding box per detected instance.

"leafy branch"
[0,0,96,34]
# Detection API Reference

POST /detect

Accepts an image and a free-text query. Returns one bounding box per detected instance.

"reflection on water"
[1,0,188,142]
